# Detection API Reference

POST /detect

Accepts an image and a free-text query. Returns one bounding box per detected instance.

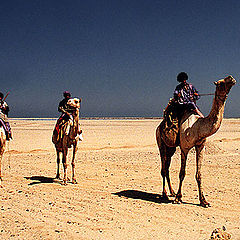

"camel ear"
[214,81,218,86]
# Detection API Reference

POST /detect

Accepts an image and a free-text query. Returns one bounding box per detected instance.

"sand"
[0,118,239,239]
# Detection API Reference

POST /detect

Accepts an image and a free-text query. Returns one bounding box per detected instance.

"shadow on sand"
[113,190,172,204]
[113,190,199,206]
[25,176,61,185]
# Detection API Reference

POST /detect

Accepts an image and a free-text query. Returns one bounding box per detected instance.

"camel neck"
[73,109,79,123]
[68,109,79,140]
[200,93,226,138]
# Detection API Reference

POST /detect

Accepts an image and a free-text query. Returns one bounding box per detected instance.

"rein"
[199,93,227,102]
[199,93,214,96]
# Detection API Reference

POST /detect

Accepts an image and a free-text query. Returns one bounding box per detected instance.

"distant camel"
[52,98,81,185]
[156,76,236,207]
[0,125,6,187]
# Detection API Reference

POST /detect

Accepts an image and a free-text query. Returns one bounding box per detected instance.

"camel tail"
[52,129,58,145]
[0,131,6,155]
[156,124,162,148]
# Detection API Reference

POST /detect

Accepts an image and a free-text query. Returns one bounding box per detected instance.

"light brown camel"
[156,75,236,207]
[52,98,81,185]
[0,126,6,187]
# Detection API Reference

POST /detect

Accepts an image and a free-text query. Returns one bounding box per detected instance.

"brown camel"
[156,75,236,207]
[0,126,6,187]
[52,98,81,185]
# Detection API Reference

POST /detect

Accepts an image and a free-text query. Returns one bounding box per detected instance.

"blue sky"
[1,0,239,117]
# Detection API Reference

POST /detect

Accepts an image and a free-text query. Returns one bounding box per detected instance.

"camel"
[0,125,6,187]
[52,98,81,185]
[156,75,236,207]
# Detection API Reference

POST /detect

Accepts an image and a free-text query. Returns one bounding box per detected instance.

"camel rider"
[58,91,74,119]
[0,92,12,140]
[55,91,74,135]
[173,72,204,118]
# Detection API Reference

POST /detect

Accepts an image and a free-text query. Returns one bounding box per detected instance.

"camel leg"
[0,155,2,187]
[158,141,176,198]
[62,147,68,185]
[174,149,188,203]
[195,144,210,207]
[166,147,176,197]
[156,127,167,198]
[56,151,61,179]
[71,143,78,184]
[159,139,168,198]
[156,125,175,198]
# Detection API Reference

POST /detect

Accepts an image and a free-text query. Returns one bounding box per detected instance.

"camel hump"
[160,98,197,146]
[160,99,180,147]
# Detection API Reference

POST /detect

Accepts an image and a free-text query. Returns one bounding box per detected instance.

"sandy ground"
[0,118,239,240]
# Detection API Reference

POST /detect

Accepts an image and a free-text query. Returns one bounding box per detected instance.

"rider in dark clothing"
[53,91,83,143]
[58,91,74,119]
[173,72,204,118]
[55,91,73,135]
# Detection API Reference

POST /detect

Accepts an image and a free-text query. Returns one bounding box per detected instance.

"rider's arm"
[58,103,72,118]
[58,100,67,113]
[173,88,180,102]
[58,106,66,113]
[192,85,200,101]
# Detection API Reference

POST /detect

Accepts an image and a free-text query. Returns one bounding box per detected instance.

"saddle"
[53,119,68,145]
[53,117,82,147]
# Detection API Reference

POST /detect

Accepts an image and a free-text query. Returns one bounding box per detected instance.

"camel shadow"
[113,190,199,206]
[25,176,61,185]
[113,190,172,204]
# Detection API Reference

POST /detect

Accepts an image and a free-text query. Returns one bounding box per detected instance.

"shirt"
[174,82,200,105]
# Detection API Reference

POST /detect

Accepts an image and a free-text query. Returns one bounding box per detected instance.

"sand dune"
[0,119,239,239]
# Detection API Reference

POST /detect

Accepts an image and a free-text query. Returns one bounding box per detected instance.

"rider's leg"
[194,108,204,118]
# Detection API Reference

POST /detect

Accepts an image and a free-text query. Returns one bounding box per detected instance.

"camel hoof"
[162,190,169,199]
[72,179,78,184]
[173,200,182,204]
[62,180,67,186]
[173,197,182,204]
[173,193,182,204]
[162,194,169,201]
[55,175,61,180]
[200,201,211,208]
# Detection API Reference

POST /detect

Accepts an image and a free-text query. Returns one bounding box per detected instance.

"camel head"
[214,75,236,98]
[67,98,81,109]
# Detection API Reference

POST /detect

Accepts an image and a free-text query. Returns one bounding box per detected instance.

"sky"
[0,0,239,118]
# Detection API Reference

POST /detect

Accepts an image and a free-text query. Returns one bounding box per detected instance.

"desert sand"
[0,118,239,239]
